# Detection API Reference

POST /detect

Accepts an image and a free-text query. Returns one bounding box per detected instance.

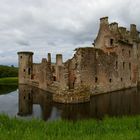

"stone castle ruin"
[18,17,140,103]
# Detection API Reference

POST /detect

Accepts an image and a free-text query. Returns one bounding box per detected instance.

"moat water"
[0,85,140,121]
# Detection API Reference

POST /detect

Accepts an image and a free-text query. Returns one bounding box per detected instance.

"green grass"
[0,115,140,140]
[0,77,18,85]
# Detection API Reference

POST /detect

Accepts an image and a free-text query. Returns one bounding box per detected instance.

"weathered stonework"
[18,17,140,103]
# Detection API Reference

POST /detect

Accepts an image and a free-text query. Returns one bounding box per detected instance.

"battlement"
[41,58,47,63]
[100,16,109,25]
[130,24,137,32]
[95,17,140,49]
[17,51,34,55]
[119,27,126,34]
[109,22,118,31]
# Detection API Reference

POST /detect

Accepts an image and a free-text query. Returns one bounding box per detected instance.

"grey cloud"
[0,0,140,65]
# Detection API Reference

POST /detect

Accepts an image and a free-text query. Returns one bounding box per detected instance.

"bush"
[0,65,18,78]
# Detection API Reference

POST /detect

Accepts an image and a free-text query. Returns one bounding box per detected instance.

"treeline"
[0,65,18,78]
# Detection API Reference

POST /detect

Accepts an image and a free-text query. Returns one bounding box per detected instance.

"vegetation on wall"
[0,65,18,78]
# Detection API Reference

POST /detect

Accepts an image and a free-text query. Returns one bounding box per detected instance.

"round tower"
[17,51,33,84]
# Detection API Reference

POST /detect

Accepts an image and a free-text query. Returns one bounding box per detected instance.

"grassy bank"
[0,65,18,78]
[0,77,18,85]
[0,115,140,140]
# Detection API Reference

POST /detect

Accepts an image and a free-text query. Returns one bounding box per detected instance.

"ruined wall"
[58,64,69,90]
[138,43,140,85]
[32,64,41,81]
[66,45,137,95]
[116,43,137,88]
[75,48,119,94]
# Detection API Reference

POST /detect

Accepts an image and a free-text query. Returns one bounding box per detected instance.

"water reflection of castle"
[18,85,140,120]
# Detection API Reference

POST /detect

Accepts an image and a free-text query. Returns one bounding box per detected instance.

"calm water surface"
[0,85,140,121]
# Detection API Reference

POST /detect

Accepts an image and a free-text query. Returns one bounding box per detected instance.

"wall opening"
[53,76,56,81]
[20,56,22,59]
[121,77,123,82]
[129,50,131,57]
[95,77,98,83]
[129,63,131,70]
[28,68,31,75]
[109,78,112,83]
[110,39,114,46]
[116,61,118,69]
[23,69,25,72]
[123,62,125,69]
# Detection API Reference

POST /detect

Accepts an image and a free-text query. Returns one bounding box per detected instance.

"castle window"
[28,68,31,75]
[20,56,22,59]
[123,62,125,69]
[23,69,25,72]
[95,77,98,83]
[129,50,131,57]
[110,39,114,46]
[122,49,124,55]
[116,61,118,69]
[53,76,56,81]
[129,63,131,70]
[109,78,112,83]
[121,77,123,82]
[130,76,131,80]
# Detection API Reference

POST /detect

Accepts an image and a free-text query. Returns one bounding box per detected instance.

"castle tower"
[100,17,109,28]
[48,53,51,65]
[94,17,110,49]
[130,24,138,40]
[56,54,63,81]
[17,51,33,84]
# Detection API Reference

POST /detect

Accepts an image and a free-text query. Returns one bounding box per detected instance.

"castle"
[18,17,140,103]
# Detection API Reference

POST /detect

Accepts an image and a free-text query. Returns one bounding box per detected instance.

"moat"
[1,85,140,121]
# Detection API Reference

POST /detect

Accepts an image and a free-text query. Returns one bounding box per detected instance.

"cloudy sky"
[0,0,140,66]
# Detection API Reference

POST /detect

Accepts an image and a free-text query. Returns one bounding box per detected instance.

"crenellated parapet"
[100,17,109,27]
[94,17,140,50]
